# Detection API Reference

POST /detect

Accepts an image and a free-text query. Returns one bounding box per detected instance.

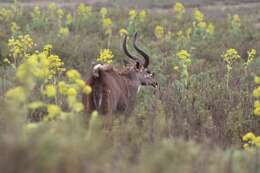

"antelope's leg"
[104,113,113,130]
[103,89,113,130]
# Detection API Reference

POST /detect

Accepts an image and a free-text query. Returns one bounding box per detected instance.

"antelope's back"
[82,66,122,115]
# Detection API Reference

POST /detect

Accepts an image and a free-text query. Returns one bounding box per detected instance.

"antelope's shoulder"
[92,64,116,77]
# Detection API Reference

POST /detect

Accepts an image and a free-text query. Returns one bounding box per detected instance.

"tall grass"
[0,1,260,172]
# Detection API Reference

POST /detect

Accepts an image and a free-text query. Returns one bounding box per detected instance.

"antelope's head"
[123,33,158,88]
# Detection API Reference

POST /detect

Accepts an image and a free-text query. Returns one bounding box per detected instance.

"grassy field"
[0,1,260,173]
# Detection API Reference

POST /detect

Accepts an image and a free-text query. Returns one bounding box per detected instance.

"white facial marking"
[137,86,141,93]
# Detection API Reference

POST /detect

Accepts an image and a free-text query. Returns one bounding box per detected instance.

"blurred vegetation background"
[0,0,260,173]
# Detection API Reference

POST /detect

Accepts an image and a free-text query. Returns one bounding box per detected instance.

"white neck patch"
[137,86,141,93]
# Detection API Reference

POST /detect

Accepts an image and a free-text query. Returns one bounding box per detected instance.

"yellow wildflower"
[177,50,190,60]
[100,7,108,18]
[56,8,64,19]
[245,49,256,66]
[66,13,73,26]
[254,100,260,108]
[97,49,114,64]
[48,2,57,10]
[232,14,241,28]
[0,8,13,22]
[186,27,192,38]
[253,86,260,97]
[197,22,207,30]
[44,84,56,98]
[58,27,69,37]
[139,10,146,21]
[194,8,204,22]
[8,34,34,61]
[243,132,256,142]
[47,104,62,118]
[28,101,45,109]
[5,86,26,103]
[10,22,20,34]
[32,5,41,17]
[154,25,164,39]
[207,23,215,34]
[254,106,260,116]
[173,2,185,20]
[254,137,260,146]
[102,17,112,28]
[83,85,92,95]
[67,88,77,96]
[76,79,86,88]
[77,3,92,17]
[119,28,128,37]
[58,81,68,95]
[255,76,260,84]
[66,69,81,80]
[129,9,137,20]
[222,48,240,65]
[243,143,250,150]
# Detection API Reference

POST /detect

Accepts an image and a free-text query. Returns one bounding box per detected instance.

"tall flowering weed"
[5,35,91,124]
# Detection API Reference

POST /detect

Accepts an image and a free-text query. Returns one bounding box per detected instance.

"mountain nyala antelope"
[82,33,158,129]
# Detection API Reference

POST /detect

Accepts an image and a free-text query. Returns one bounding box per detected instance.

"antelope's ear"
[135,61,141,69]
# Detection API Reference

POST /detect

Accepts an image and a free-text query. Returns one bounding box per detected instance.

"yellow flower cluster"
[10,22,20,35]
[99,7,112,36]
[244,49,256,67]
[194,8,204,22]
[253,67,260,116]
[177,50,190,60]
[56,8,64,19]
[176,50,192,87]
[139,10,146,22]
[32,5,41,17]
[193,8,214,36]
[41,69,91,121]
[242,132,260,149]
[58,27,69,38]
[43,84,56,98]
[128,9,147,22]
[154,25,164,40]
[77,3,92,18]
[5,41,92,122]
[48,2,57,11]
[100,7,108,18]
[102,17,113,35]
[231,14,241,30]
[47,104,62,119]
[129,9,137,20]
[0,8,14,22]
[8,34,34,63]
[119,28,128,37]
[97,49,114,64]
[5,86,26,104]
[222,48,240,68]
[253,99,260,115]
[173,2,185,20]
[66,13,73,26]
[15,44,65,88]
[222,48,241,88]
[206,23,215,35]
